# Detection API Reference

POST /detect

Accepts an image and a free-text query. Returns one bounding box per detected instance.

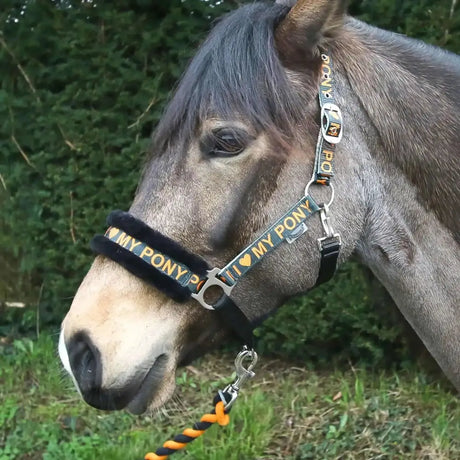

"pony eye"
[209,128,246,156]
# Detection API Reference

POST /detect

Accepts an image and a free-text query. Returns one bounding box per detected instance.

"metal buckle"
[321,102,343,144]
[190,267,234,310]
[318,234,342,251]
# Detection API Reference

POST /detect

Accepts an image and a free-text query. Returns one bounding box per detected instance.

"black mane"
[154,2,306,151]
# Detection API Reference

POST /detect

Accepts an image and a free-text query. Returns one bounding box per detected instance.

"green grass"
[1,334,459,459]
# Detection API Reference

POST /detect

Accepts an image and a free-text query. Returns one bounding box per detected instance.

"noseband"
[91,53,343,347]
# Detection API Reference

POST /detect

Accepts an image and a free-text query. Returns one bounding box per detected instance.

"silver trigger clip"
[318,204,342,251]
[220,346,258,410]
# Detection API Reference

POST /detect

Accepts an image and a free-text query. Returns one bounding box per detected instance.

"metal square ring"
[191,268,234,310]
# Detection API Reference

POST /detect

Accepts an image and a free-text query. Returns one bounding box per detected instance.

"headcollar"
[90,52,343,347]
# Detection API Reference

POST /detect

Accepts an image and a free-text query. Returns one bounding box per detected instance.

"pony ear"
[275,0,348,65]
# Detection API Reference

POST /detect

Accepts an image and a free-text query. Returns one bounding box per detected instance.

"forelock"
[154,2,310,152]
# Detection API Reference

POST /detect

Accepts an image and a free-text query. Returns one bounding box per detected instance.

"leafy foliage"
[1,1,458,362]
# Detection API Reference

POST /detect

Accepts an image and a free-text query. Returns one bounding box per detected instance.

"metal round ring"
[304,180,335,208]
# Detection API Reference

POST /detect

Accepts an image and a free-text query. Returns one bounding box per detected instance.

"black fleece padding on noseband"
[108,210,209,276]
[91,234,254,345]
[90,235,192,302]
[91,211,256,346]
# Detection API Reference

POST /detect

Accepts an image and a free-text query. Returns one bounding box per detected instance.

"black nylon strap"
[315,237,341,287]
[214,296,254,348]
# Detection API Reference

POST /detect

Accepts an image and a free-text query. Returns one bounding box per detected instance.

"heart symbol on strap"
[108,227,119,239]
[239,253,252,267]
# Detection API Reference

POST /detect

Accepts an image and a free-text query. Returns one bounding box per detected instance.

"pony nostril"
[67,331,102,394]
[65,331,136,411]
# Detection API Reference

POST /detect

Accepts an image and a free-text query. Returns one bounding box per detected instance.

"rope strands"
[145,348,258,459]
[144,394,231,460]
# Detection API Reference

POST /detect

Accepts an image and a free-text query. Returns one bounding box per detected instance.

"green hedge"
[0,0,234,327]
[1,0,458,365]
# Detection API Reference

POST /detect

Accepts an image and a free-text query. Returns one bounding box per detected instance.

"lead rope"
[144,347,258,460]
